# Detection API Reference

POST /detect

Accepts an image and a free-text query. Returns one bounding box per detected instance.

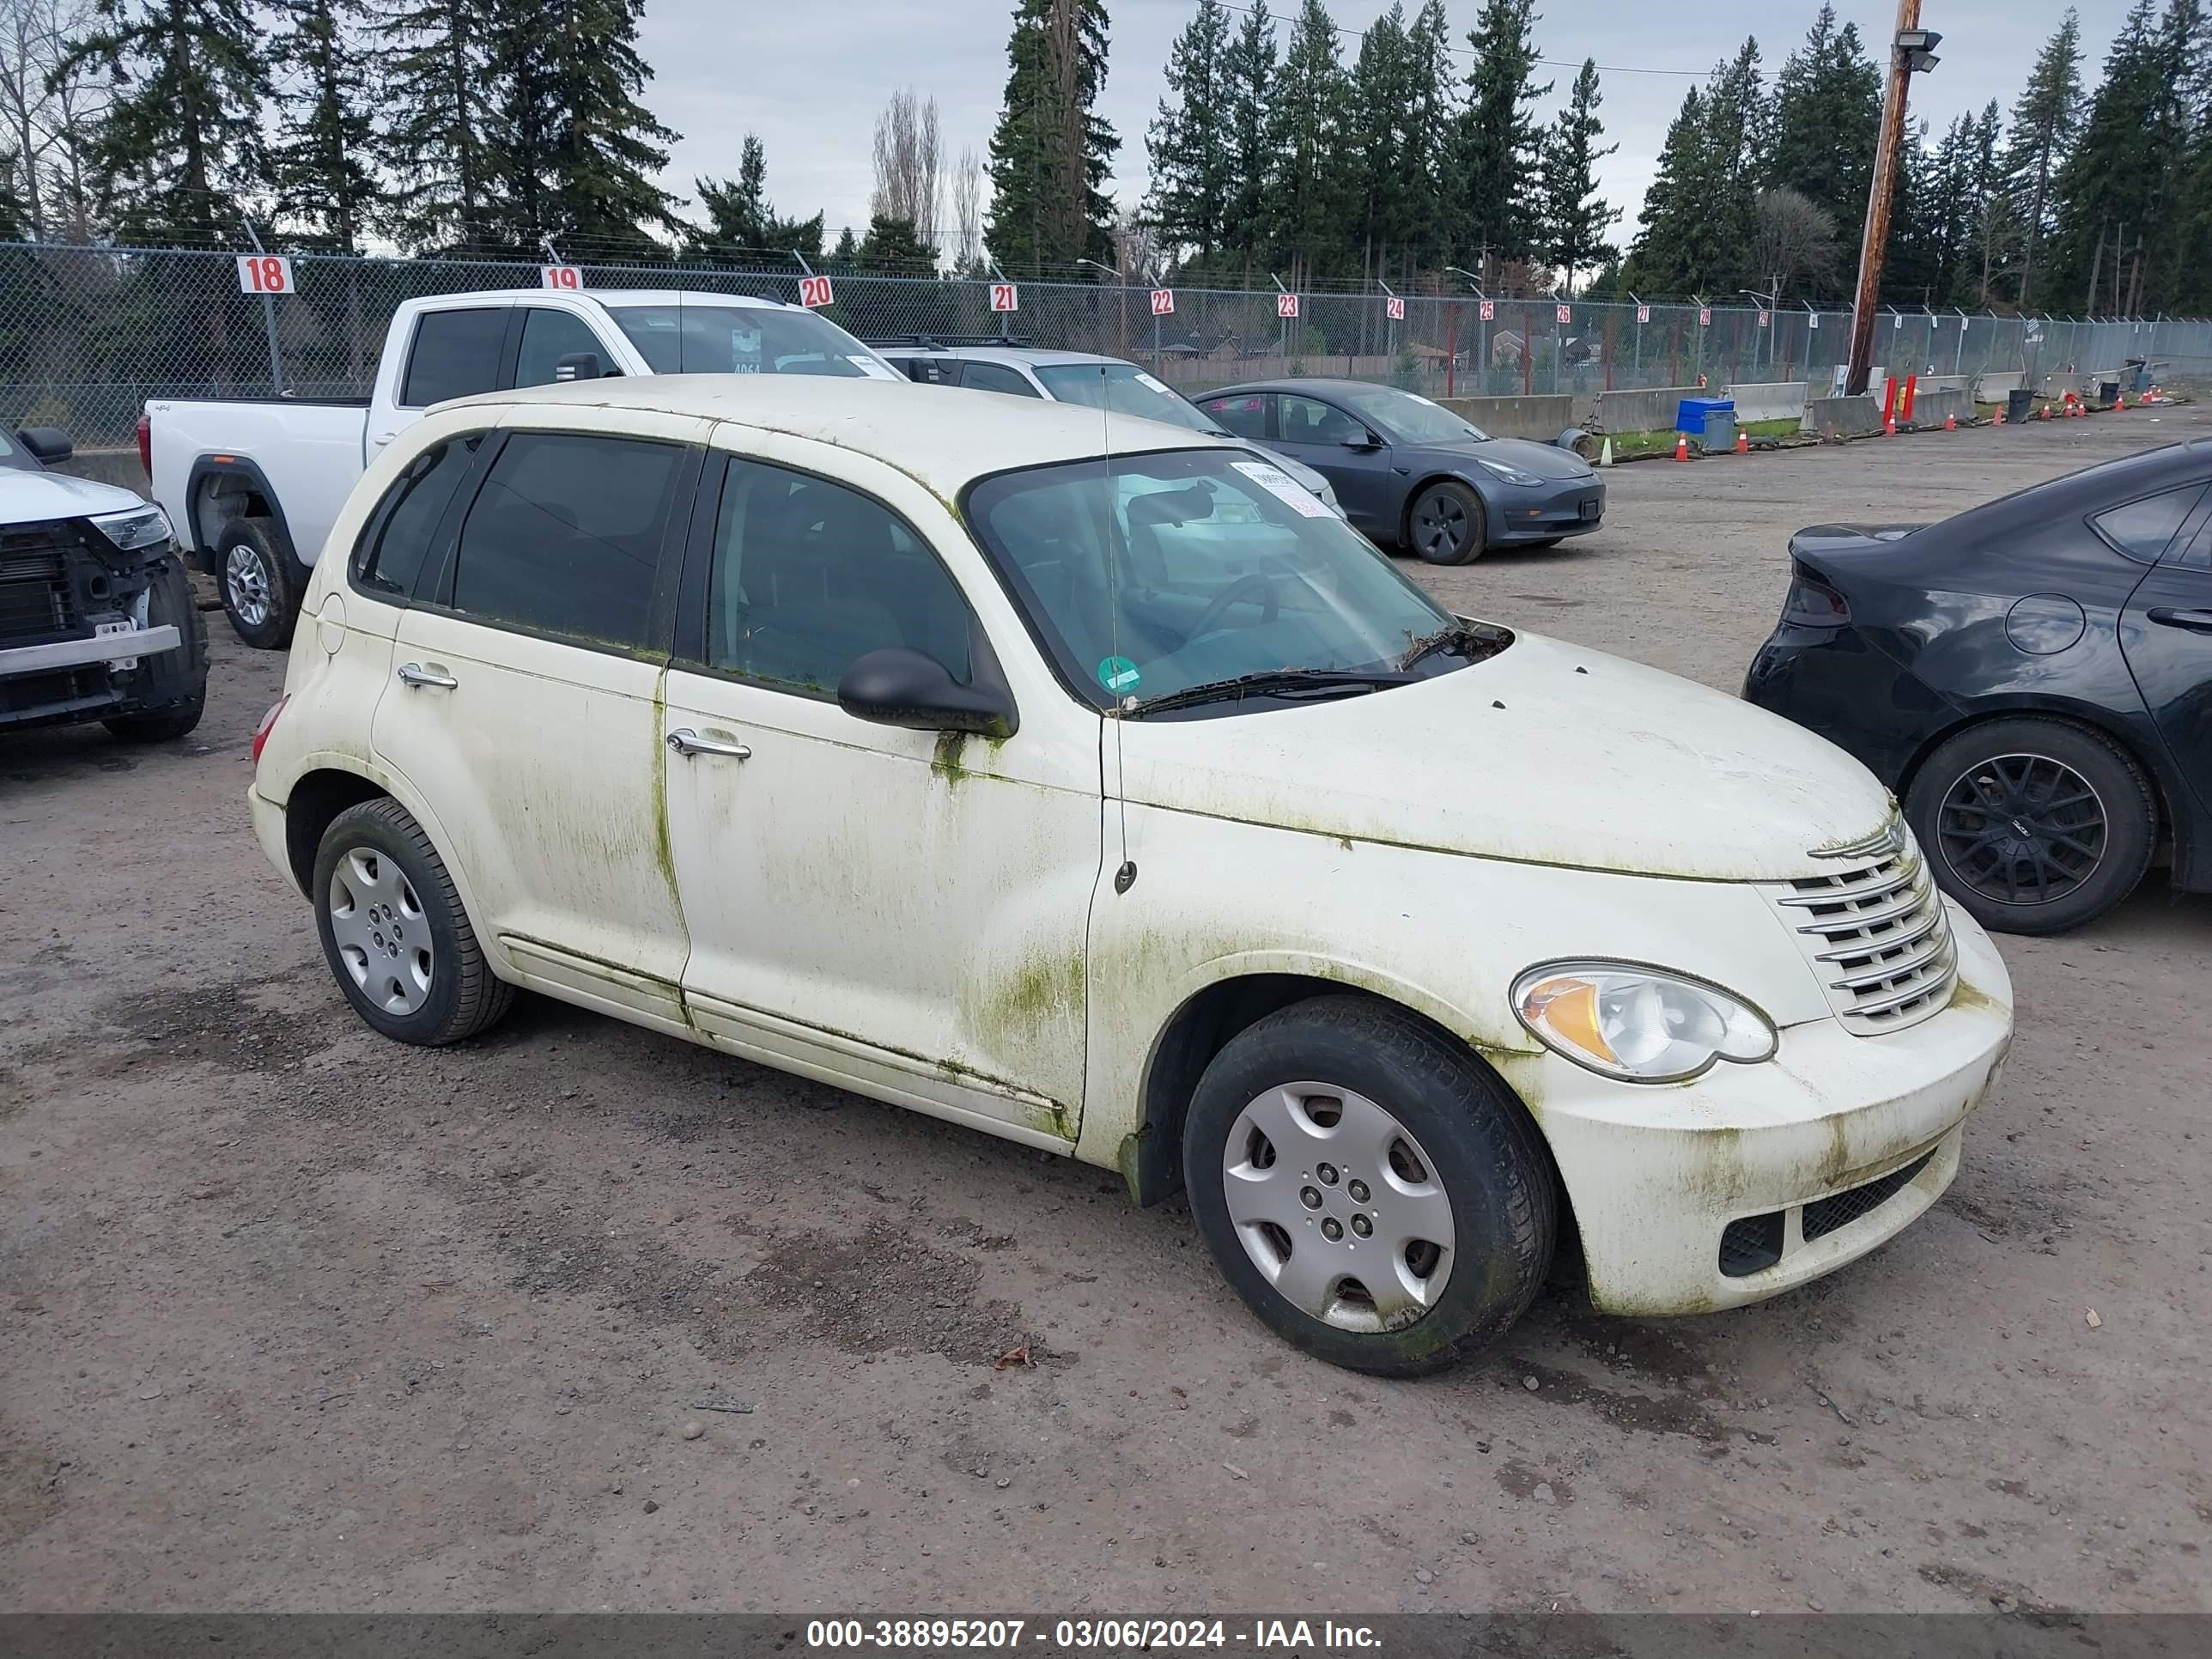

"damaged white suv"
[248,376,2014,1375]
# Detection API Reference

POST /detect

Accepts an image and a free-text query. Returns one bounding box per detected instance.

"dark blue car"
[1196,378,1604,564]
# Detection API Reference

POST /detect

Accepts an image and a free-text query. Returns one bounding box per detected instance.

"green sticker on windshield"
[1097,655,1140,693]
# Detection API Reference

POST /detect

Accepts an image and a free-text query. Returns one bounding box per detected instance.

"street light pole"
[1846,3,1940,396]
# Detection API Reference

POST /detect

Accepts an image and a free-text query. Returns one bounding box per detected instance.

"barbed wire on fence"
[3,240,2201,447]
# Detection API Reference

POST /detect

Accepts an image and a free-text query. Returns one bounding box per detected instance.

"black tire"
[1182,995,1555,1376]
[216,516,306,650]
[312,797,514,1045]
[104,556,209,743]
[1905,716,2156,936]
[1406,481,1486,565]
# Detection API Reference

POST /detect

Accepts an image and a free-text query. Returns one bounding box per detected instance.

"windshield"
[966,448,1469,712]
[607,304,897,379]
[1337,385,1491,445]
[1034,362,1214,433]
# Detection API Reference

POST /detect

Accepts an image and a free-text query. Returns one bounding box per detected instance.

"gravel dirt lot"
[3,410,2208,1617]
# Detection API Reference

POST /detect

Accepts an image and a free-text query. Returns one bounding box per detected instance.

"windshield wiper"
[1397,621,1511,673]
[1121,666,1411,718]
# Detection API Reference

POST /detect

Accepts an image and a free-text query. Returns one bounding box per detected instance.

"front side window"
[514,308,610,387]
[961,361,1044,398]
[1198,392,1270,440]
[1336,385,1491,444]
[401,308,506,407]
[704,457,973,694]
[448,432,683,649]
[1279,394,1366,445]
[606,303,896,379]
[351,435,482,598]
[1035,363,1209,431]
[966,448,1465,711]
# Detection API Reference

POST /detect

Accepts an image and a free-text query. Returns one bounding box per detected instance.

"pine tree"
[1962,100,2014,306]
[2048,1,2174,313]
[56,0,270,239]
[1263,0,1349,276]
[2004,8,2083,309]
[985,0,1120,273]
[1539,58,1618,295]
[1400,0,1455,268]
[1346,3,1413,268]
[1215,0,1274,264]
[1766,5,1881,234]
[1146,0,1231,262]
[827,223,859,269]
[268,0,379,251]
[1626,40,1765,298]
[376,0,494,250]
[856,211,936,271]
[1626,87,1705,295]
[1452,0,1549,268]
[687,134,823,263]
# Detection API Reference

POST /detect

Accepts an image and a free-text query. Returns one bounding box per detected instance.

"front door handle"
[396,661,458,690]
[665,727,751,760]
[2147,606,2212,635]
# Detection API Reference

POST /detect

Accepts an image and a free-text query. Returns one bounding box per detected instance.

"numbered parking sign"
[1385,295,1405,320]
[1757,309,1771,329]
[1698,307,1712,326]
[1277,292,1298,319]
[1808,312,1820,330]
[1150,289,1175,316]
[540,264,583,290]
[799,274,835,308]
[1636,304,1650,324]
[990,282,1019,313]
[236,255,294,295]
[1478,300,1495,322]
[1556,304,1571,325]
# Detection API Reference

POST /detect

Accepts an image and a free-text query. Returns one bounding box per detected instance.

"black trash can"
[2098,380,2120,406]
[2007,387,2035,425]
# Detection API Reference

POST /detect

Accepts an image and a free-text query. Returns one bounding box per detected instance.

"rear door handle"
[396,661,458,689]
[665,727,751,759]
[2147,607,2212,634]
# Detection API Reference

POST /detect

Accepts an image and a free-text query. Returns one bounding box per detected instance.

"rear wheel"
[1407,481,1486,564]
[217,516,306,650]
[1182,996,1553,1376]
[1905,717,2155,935]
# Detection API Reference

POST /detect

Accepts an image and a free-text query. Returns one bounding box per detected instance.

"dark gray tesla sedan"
[1195,379,1604,563]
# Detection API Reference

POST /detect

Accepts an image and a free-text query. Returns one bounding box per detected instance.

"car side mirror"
[838,647,1016,738]
[553,351,600,383]
[16,425,72,463]
[1340,429,1382,450]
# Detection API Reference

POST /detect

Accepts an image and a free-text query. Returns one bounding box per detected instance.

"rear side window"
[961,361,1042,398]
[1200,393,1269,439]
[448,433,683,649]
[351,436,481,598]
[401,308,507,407]
[2091,485,2205,563]
[514,308,609,388]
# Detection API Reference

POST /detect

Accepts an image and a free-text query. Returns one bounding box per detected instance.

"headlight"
[1474,456,1544,487]
[89,504,173,551]
[1510,961,1777,1084]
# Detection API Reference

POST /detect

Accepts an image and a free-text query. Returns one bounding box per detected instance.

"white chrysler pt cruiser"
[248,375,2014,1375]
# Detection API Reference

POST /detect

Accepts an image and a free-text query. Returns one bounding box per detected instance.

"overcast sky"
[637,1,2122,253]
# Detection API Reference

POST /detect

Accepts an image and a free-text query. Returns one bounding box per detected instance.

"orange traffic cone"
[1885,412,1897,436]
[1945,411,1956,430]
[1735,429,1749,454]
[2116,392,2127,409]
[2041,404,2052,420]
[1674,433,1690,462]
[1995,404,2006,425]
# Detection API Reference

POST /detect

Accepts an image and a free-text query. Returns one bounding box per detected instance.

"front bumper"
[1512,908,2013,1316]
[1490,477,1604,544]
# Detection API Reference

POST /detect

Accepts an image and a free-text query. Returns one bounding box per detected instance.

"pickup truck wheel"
[217,517,305,650]
[313,799,514,1046]
[1182,995,1554,1376]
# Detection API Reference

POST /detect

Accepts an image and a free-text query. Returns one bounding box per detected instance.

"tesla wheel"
[1905,717,2156,936]
[1407,481,1486,565]
[1182,995,1554,1376]
[217,517,305,650]
[313,798,514,1045]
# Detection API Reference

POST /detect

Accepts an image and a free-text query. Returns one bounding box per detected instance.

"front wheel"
[1406,481,1486,564]
[1182,996,1555,1376]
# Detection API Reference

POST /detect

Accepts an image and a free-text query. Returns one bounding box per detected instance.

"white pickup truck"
[145,288,901,646]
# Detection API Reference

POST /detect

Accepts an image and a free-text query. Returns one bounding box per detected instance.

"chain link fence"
[7,240,2212,448]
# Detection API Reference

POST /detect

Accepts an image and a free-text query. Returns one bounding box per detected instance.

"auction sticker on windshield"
[848,356,898,380]
[1097,655,1141,693]
[1231,459,1332,517]
[1135,372,1175,394]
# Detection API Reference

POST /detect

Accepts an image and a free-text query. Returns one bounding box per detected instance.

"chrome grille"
[1770,825,1957,1035]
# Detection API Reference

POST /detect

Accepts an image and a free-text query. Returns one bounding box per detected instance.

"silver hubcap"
[326,848,434,1016]
[1221,1082,1455,1333]
[226,544,271,628]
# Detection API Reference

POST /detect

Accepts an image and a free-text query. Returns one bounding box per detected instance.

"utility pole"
[1844,4,1942,395]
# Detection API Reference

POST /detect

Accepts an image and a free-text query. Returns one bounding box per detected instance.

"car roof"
[878,344,1127,369]
[446,374,1219,494]
[426,288,795,312]
[1205,378,1391,398]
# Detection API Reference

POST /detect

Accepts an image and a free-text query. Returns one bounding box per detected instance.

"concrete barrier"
[1435,393,1577,442]
[54,447,151,495]
[1974,370,2024,402]
[1907,388,1971,428]
[1590,386,1702,434]
[1725,380,1810,424]
[1801,394,1885,438]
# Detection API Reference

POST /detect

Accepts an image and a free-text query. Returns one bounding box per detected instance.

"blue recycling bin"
[1677,397,1736,450]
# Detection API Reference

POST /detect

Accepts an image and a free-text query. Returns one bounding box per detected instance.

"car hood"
[0,465,149,523]
[1120,629,1896,882]
[1410,436,1593,483]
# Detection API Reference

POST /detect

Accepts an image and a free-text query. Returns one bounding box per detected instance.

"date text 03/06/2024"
[804,1620,1383,1650]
